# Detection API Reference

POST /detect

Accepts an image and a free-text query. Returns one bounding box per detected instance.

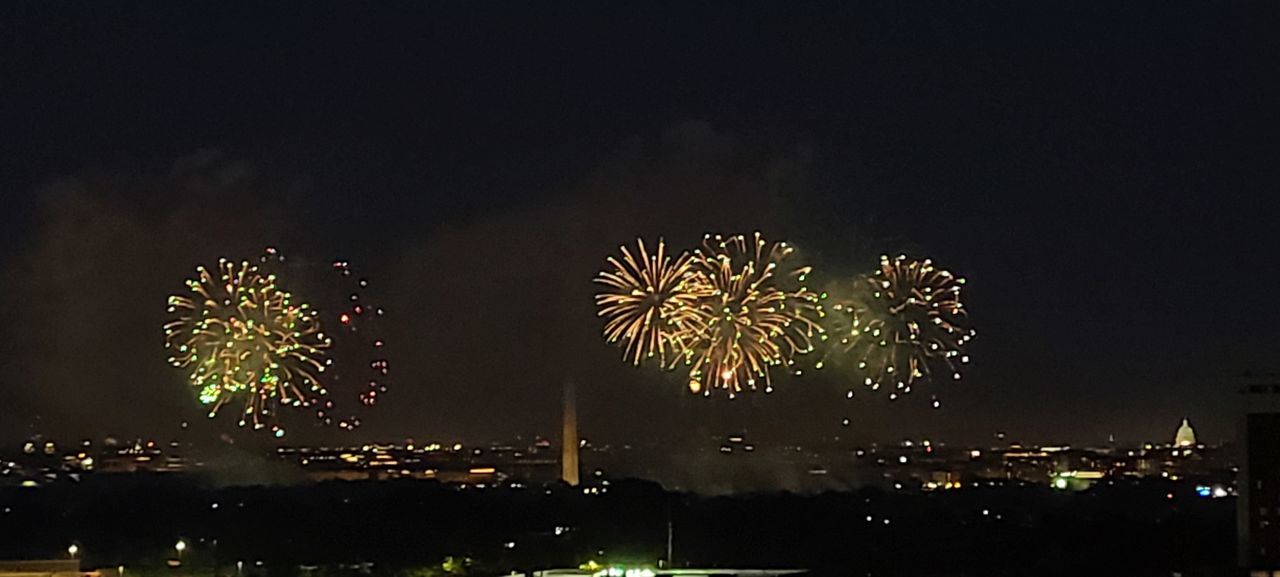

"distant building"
[0,560,83,577]
[528,568,805,577]
[1238,376,1280,574]
[1175,418,1197,447]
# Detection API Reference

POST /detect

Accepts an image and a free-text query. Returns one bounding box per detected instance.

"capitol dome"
[1174,418,1197,447]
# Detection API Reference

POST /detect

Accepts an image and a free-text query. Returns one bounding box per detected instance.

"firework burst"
[324,256,390,418]
[827,254,973,400]
[594,238,709,368]
[163,256,332,437]
[164,248,389,435]
[681,232,825,396]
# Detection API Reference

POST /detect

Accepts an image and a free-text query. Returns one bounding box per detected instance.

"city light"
[593,568,655,577]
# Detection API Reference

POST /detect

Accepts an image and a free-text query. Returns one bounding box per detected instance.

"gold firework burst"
[595,238,710,368]
[828,254,973,400]
[681,232,824,396]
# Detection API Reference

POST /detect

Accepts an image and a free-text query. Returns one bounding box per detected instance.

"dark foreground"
[0,475,1235,577]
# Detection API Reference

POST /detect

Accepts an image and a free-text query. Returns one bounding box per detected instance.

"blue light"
[1195,485,1212,498]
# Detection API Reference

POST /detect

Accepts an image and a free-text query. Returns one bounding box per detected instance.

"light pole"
[67,544,79,559]
[175,539,187,563]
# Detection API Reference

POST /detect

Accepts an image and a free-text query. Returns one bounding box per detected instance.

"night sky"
[1,3,1277,448]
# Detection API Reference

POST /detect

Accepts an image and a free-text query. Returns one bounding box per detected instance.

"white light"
[175,540,187,553]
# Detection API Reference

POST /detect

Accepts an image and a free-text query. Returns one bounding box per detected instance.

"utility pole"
[665,505,674,568]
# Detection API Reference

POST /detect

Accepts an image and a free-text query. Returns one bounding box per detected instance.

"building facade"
[1239,375,1280,574]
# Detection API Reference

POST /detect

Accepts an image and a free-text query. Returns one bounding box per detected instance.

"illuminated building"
[1175,418,1197,447]
[280,440,559,485]
[0,560,83,577]
[1050,470,1104,491]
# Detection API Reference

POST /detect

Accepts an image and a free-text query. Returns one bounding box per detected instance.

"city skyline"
[0,413,1235,495]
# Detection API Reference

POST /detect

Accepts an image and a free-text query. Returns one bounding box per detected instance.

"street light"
[67,544,79,558]
[175,539,187,560]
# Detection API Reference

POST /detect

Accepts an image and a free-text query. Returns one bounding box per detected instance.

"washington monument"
[561,378,580,486]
